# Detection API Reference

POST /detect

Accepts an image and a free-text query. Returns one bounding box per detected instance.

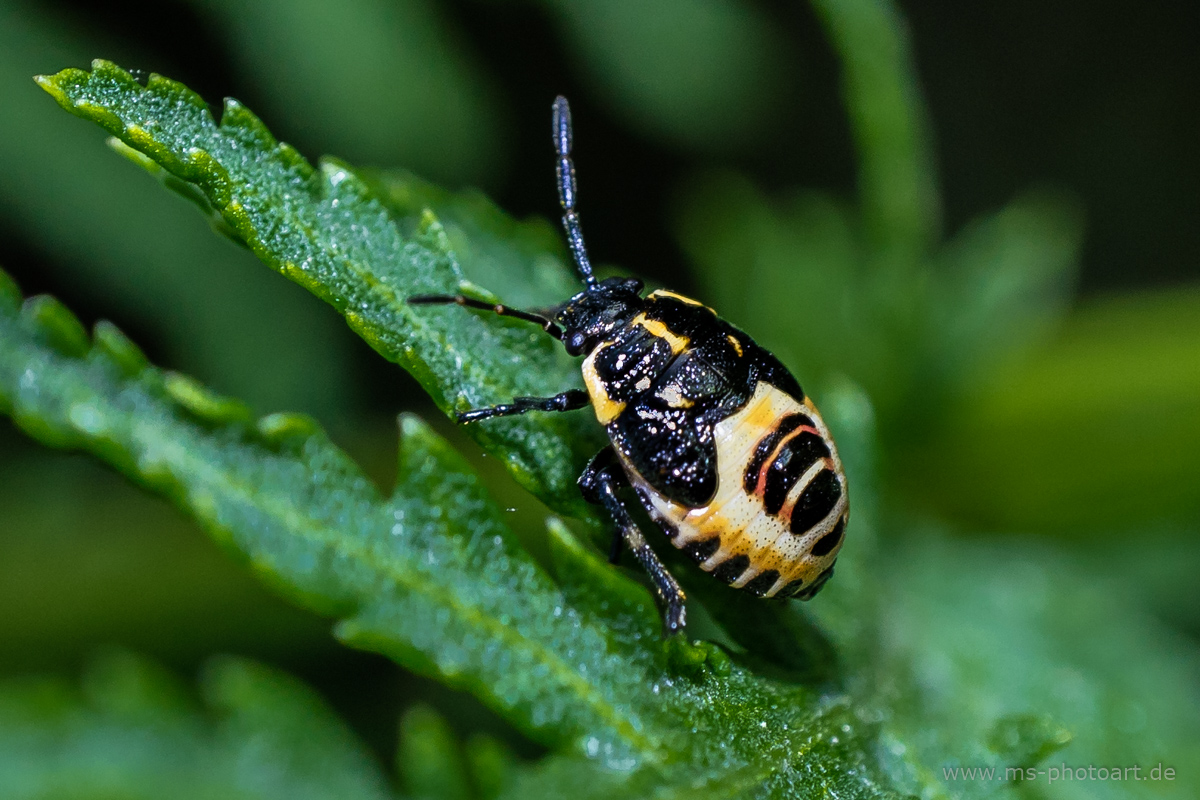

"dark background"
[8,1,1199,313]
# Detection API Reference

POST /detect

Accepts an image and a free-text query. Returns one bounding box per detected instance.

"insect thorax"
[554,277,645,356]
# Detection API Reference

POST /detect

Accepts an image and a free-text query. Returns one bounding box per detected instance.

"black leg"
[580,447,686,635]
[456,389,588,425]
[607,529,624,565]
[407,294,563,340]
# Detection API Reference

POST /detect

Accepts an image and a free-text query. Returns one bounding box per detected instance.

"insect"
[409,97,847,635]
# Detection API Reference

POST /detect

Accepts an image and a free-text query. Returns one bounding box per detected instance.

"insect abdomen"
[631,381,848,599]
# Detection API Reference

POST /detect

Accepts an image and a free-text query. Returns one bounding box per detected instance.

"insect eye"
[565,331,587,355]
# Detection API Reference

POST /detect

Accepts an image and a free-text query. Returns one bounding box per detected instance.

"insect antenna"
[407,294,564,339]
[553,96,597,289]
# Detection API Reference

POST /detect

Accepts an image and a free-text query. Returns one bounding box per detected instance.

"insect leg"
[607,529,624,565]
[456,389,588,424]
[408,294,563,340]
[580,447,686,635]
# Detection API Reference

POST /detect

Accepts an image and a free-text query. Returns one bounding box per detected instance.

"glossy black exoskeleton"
[409,98,848,635]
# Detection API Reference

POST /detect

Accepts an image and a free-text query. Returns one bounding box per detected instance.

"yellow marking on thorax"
[581,347,625,424]
[648,288,717,314]
[727,335,743,357]
[649,289,702,306]
[632,313,689,354]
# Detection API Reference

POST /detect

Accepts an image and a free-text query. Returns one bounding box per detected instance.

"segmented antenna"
[553,96,596,288]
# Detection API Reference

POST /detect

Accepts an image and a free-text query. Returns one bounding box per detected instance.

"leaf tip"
[257,411,321,444]
[545,516,580,552]
[394,413,466,495]
[21,295,90,359]
[465,733,517,800]
[90,58,130,82]
[164,372,252,426]
[81,648,193,716]
[219,97,273,140]
[32,70,77,108]
[93,320,149,376]
[398,705,473,800]
[416,209,456,257]
[0,267,20,313]
[397,412,439,452]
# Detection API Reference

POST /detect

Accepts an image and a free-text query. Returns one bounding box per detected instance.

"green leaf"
[26,257,1185,799]
[464,733,518,800]
[25,55,1198,800]
[928,188,1083,387]
[397,705,473,800]
[0,257,909,797]
[0,7,353,417]
[36,59,598,515]
[810,0,940,261]
[0,448,331,674]
[900,286,1200,532]
[840,530,1200,800]
[359,169,580,312]
[0,280,654,760]
[0,650,395,800]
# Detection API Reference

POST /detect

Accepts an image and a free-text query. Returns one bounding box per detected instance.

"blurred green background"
[1,0,1198,767]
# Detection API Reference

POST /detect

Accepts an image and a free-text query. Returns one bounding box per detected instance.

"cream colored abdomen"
[626,381,847,597]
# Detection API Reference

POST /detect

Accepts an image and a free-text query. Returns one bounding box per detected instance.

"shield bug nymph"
[410,97,848,635]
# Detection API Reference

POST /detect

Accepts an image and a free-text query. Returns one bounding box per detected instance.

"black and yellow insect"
[410,97,847,635]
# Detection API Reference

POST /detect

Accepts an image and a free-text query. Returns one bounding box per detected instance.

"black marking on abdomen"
[682,537,721,564]
[711,554,750,584]
[742,569,780,597]
[742,413,808,493]
[777,562,837,600]
[777,577,806,599]
[790,470,843,535]
[763,431,831,515]
[795,563,835,600]
[810,516,845,557]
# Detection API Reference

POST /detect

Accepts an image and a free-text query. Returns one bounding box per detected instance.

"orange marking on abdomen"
[749,425,822,498]
[741,395,783,434]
